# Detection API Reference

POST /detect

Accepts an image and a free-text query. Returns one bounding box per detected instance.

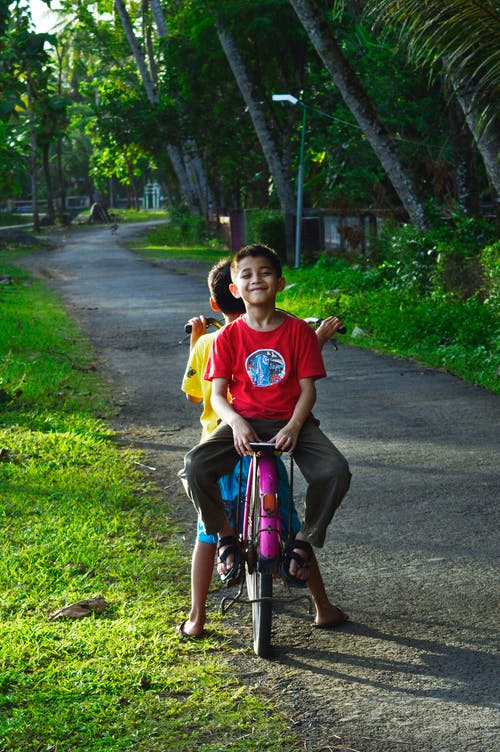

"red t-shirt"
[204,314,326,421]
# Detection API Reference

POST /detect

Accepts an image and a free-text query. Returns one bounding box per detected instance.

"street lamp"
[272,93,307,268]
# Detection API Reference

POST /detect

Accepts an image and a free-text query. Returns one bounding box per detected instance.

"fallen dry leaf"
[48,594,107,621]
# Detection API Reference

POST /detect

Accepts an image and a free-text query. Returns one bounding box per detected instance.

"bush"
[245,210,287,259]
[480,240,500,306]
[375,213,498,298]
[280,247,499,392]
[165,205,208,245]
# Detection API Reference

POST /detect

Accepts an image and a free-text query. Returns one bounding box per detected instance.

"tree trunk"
[147,0,210,216]
[55,43,67,216]
[215,18,297,260]
[142,1,158,87]
[149,0,168,38]
[26,72,40,232]
[115,0,209,215]
[42,142,55,224]
[451,79,500,201]
[167,144,200,213]
[186,140,215,218]
[448,97,480,216]
[114,0,158,104]
[56,137,66,214]
[289,0,429,231]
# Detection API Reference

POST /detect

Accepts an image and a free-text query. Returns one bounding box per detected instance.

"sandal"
[217,535,241,585]
[281,539,313,589]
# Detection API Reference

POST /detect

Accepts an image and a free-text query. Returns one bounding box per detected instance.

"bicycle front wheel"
[245,568,272,658]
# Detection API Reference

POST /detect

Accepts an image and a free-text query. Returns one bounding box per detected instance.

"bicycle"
[230,440,313,657]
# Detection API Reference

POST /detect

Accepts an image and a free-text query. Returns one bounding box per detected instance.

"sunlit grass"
[130,228,499,393]
[0,212,33,226]
[279,263,499,393]
[0,257,300,751]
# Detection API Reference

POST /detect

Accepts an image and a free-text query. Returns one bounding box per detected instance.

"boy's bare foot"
[314,604,348,629]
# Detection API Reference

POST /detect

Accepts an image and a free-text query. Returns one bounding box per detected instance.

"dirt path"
[22,223,499,752]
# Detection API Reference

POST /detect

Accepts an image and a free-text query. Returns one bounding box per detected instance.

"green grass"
[0,212,34,226]
[129,221,229,267]
[109,209,170,224]
[131,229,499,394]
[0,257,300,751]
[279,259,499,393]
[71,208,170,225]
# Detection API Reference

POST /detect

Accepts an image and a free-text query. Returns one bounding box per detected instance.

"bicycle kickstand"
[220,576,245,615]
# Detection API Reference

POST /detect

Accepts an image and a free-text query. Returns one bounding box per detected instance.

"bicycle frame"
[221,442,312,657]
[242,443,282,572]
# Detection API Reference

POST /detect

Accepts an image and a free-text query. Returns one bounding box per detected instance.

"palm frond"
[366,0,500,128]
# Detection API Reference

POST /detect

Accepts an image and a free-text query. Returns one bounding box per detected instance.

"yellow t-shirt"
[181,331,218,442]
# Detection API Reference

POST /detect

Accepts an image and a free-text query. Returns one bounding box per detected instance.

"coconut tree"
[366,0,500,197]
[289,0,430,230]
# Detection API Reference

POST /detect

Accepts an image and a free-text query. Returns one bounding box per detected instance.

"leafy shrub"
[245,210,286,259]
[280,247,499,392]
[480,240,500,306]
[375,213,498,298]
[377,222,439,293]
[164,205,208,245]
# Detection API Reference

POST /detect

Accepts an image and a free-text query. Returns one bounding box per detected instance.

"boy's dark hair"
[208,258,246,315]
[231,244,282,279]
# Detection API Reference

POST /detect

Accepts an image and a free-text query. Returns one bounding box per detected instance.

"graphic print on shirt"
[246,349,286,387]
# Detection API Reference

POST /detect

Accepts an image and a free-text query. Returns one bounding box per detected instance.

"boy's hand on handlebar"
[271,425,301,453]
[316,316,345,347]
[230,416,261,456]
[187,316,208,348]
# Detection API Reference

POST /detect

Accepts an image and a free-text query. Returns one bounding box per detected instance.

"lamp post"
[272,93,307,269]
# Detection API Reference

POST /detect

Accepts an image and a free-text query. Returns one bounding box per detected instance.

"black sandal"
[281,539,313,589]
[217,535,241,585]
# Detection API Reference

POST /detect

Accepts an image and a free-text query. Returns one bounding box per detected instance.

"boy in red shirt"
[183,244,351,586]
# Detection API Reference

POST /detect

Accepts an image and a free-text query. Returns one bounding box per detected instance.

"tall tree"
[214,15,297,257]
[289,0,429,229]
[146,0,214,216]
[113,0,203,211]
[366,0,500,198]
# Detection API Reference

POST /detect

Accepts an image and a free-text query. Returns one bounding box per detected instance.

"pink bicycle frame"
[242,444,282,571]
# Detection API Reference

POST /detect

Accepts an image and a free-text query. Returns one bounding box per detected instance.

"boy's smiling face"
[230,255,286,307]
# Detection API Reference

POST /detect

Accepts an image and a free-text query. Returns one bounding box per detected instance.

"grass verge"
[130,225,499,394]
[0,255,300,751]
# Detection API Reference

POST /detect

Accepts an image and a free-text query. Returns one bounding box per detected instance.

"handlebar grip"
[184,316,221,334]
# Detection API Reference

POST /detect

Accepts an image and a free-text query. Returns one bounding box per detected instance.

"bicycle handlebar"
[184,315,345,335]
[184,316,223,334]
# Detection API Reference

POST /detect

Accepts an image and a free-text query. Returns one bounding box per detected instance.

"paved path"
[24,223,499,752]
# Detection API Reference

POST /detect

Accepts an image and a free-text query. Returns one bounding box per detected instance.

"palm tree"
[113,0,209,214]
[289,0,429,230]
[214,16,297,258]
[366,0,500,197]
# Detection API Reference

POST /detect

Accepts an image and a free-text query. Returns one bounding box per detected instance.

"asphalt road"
[23,223,499,752]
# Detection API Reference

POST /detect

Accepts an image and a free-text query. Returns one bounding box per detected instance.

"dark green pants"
[183,417,351,547]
